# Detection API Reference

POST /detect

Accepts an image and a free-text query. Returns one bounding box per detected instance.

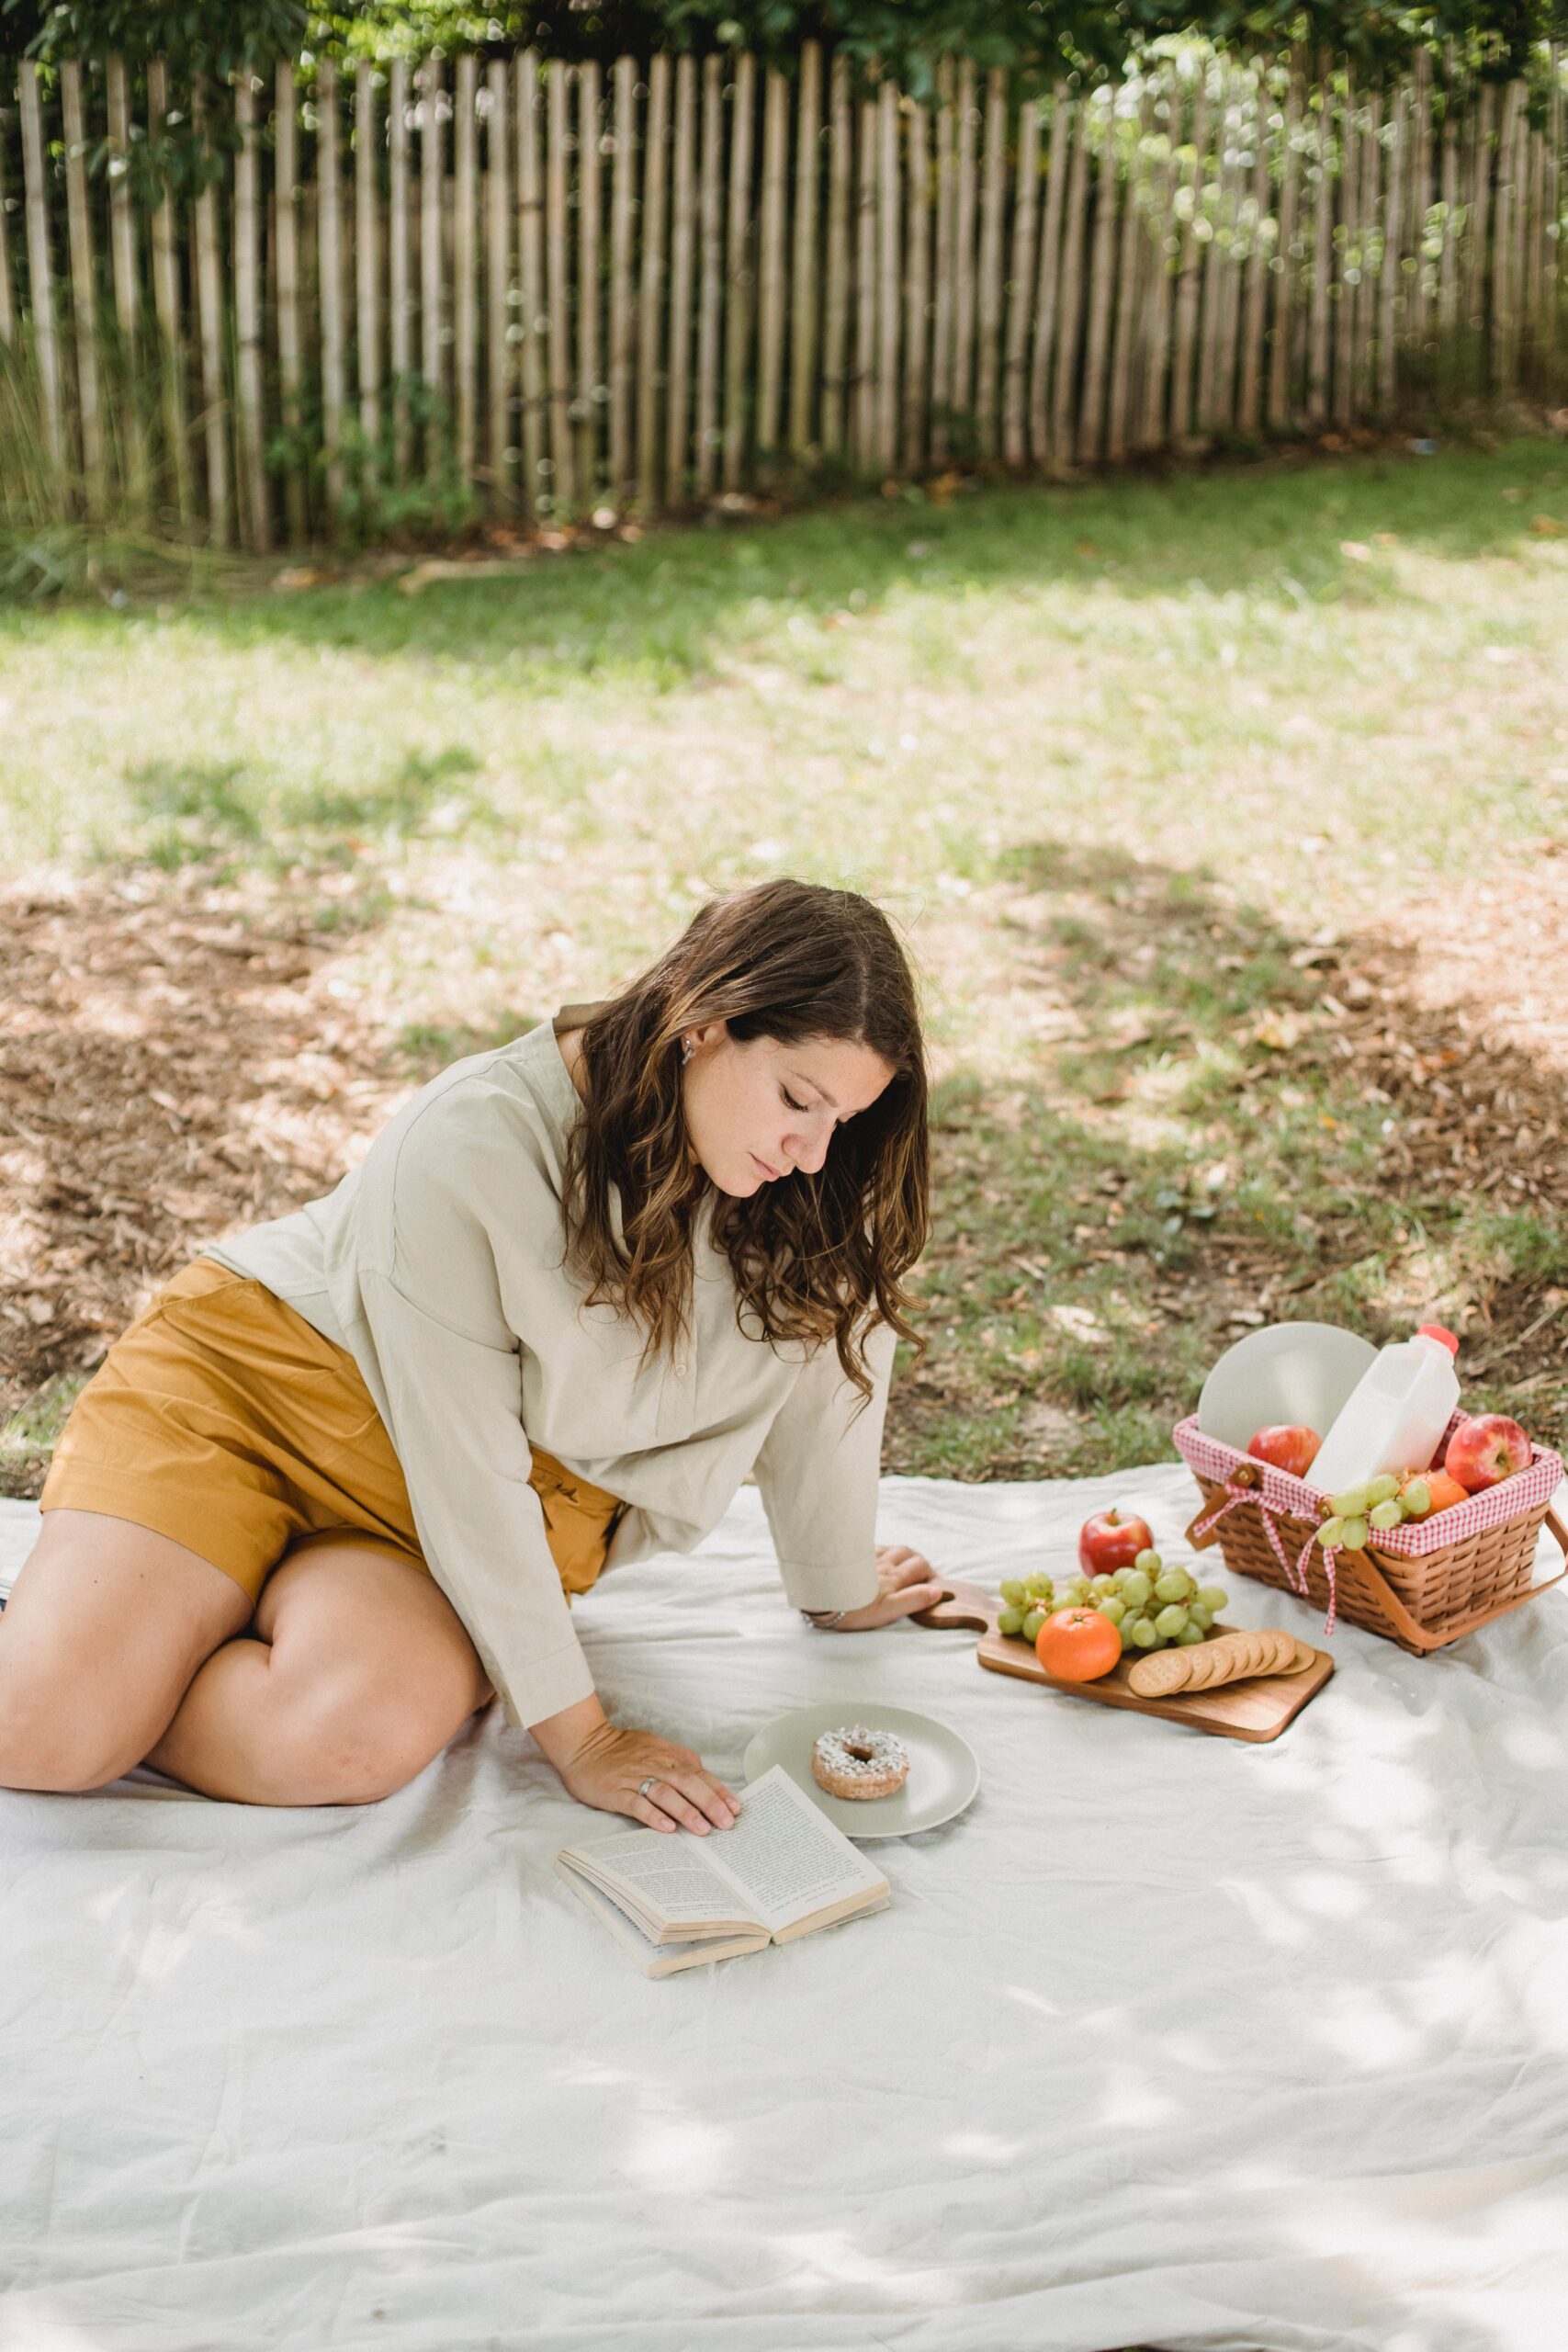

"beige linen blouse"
[200,1002,892,1732]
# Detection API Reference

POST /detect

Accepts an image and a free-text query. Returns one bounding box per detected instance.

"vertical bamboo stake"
[190,78,230,545]
[106,56,140,487]
[1049,99,1091,466]
[789,40,822,460]
[60,62,103,513]
[1352,89,1381,419]
[694,54,722,497]
[930,61,955,461]
[722,52,756,491]
[356,63,382,489]
[1333,69,1358,424]
[637,52,670,511]
[1378,83,1404,417]
[820,51,852,458]
[753,65,787,461]
[852,94,876,468]
[1029,85,1069,464]
[576,59,602,503]
[1003,94,1041,468]
[1438,62,1459,341]
[1078,85,1122,464]
[1138,117,1176,451]
[544,60,574,510]
[1545,48,1562,379]
[610,55,637,504]
[1213,74,1251,427]
[1237,81,1270,433]
[1492,81,1522,396]
[1410,48,1431,353]
[454,54,479,490]
[0,81,14,349]
[1196,66,1231,431]
[1169,65,1209,443]
[389,58,412,484]
[666,54,697,503]
[485,59,510,510]
[1468,83,1495,389]
[1306,65,1333,425]
[952,58,977,427]
[234,76,268,551]
[20,62,64,480]
[1526,114,1547,379]
[903,90,931,474]
[875,79,901,475]
[420,56,446,478]
[1509,85,1530,386]
[1108,86,1149,463]
[516,52,546,514]
[275,62,304,539]
[315,59,344,525]
[975,66,1008,458]
[1268,67,1302,431]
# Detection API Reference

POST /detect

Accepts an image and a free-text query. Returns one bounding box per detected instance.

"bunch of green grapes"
[1316,1472,1425,1551]
[996,1548,1230,1657]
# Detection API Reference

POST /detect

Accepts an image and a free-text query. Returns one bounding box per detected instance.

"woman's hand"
[536,1698,740,1836]
[823,1543,944,1633]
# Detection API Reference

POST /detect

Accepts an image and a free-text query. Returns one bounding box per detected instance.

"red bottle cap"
[1416,1322,1460,1355]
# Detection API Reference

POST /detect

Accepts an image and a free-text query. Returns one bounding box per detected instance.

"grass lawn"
[3,435,1567,1499]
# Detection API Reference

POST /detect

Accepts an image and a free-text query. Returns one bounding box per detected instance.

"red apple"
[1444,1413,1532,1494]
[1247,1424,1322,1479]
[1077,1509,1155,1577]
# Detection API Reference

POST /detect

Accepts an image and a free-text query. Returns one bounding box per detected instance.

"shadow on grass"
[891,831,1568,1479]
[2,441,1563,698]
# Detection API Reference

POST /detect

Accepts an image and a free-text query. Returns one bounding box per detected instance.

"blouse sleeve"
[355,1267,597,1735]
[340,1077,599,1736]
[750,1313,897,1613]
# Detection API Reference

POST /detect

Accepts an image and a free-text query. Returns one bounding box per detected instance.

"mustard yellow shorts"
[39,1256,627,1609]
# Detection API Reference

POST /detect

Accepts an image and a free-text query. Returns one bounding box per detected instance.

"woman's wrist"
[527,1690,609,1771]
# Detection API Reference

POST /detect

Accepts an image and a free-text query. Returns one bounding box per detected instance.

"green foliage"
[6,0,1563,83]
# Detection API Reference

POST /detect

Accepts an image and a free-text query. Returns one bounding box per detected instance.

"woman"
[0,879,940,1829]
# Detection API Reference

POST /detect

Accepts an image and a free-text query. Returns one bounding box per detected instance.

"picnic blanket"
[2,1463,1565,2352]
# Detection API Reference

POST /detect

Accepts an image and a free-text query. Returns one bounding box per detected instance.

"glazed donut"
[810,1724,910,1802]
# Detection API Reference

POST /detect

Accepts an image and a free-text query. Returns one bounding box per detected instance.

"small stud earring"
[681,1036,694,1062]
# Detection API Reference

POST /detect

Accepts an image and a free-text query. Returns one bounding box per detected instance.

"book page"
[554,1860,768,1976]
[693,1766,888,1936]
[563,1830,759,1931]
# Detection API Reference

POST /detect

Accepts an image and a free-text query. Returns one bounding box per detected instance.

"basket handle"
[1359,1504,1568,1654]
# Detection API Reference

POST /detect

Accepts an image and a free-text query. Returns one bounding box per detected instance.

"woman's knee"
[262,1656,475,1805]
[0,1643,146,1793]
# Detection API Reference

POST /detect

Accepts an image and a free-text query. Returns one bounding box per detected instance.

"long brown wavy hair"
[558,879,931,1414]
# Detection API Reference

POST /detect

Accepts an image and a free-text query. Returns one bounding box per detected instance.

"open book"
[555,1763,892,1977]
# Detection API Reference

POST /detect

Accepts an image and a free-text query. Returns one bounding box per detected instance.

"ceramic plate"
[741,1702,979,1840]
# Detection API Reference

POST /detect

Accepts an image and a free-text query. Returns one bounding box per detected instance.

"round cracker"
[1128,1649,1193,1698]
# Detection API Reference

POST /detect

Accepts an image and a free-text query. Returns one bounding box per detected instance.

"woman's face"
[680,1023,897,1197]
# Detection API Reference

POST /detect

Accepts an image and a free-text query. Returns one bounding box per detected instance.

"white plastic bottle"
[1306,1324,1461,1492]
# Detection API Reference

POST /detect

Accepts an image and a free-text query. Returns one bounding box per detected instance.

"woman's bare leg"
[0,1508,254,1792]
[143,1537,494,1806]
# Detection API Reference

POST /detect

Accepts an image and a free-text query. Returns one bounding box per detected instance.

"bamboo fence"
[0,42,1563,544]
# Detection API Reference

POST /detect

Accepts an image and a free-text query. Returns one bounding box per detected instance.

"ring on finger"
[637,1775,660,1800]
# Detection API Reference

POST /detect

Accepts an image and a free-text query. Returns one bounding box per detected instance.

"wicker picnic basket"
[1173,1412,1567,1654]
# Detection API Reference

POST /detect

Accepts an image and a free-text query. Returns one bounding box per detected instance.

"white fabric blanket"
[2,1464,1565,2352]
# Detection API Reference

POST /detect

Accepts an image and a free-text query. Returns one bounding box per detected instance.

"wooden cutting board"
[912,1578,1333,1744]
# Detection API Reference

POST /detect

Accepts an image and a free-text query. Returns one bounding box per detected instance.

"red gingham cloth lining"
[1173,1413,1563,1554]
